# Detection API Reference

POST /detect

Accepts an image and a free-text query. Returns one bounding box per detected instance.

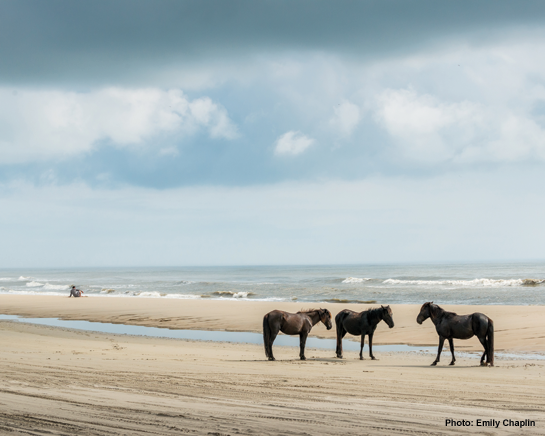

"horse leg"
[268,328,279,361]
[263,314,271,359]
[477,335,488,366]
[369,332,376,360]
[431,336,445,366]
[448,338,456,365]
[336,326,346,358]
[299,332,308,360]
[359,335,365,360]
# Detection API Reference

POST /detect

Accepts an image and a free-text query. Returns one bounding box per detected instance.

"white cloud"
[330,100,361,136]
[0,87,237,163]
[2,169,545,267]
[375,88,545,164]
[274,131,314,155]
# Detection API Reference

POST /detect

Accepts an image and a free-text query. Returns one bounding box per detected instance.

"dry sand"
[0,295,544,435]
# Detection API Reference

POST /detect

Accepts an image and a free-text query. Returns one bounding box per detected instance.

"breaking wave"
[26,281,44,287]
[211,291,255,298]
[134,291,163,297]
[43,284,70,291]
[382,278,545,287]
[342,277,372,284]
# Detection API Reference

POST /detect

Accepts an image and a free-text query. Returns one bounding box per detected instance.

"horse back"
[336,309,369,336]
[281,311,311,335]
[438,312,475,339]
[335,309,355,323]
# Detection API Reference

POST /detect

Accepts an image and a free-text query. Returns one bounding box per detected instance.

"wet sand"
[0,296,544,435]
[1,295,544,352]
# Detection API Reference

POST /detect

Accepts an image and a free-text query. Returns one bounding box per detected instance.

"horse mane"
[429,303,452,319]
[297,308,318,314]
[365,307,383,316]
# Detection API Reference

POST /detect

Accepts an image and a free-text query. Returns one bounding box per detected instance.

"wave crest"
[43,284,70,291]
[342,277,372,283]
[211,291,255,298]
[382,278,545,287]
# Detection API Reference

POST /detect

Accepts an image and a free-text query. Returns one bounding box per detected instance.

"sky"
[2,0,545,267]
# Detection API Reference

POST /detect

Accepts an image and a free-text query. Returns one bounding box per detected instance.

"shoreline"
[2,317,544,362]
[1,294,544,353]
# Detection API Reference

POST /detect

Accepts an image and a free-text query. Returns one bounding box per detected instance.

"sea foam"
[382,278,541,287]
[43,284,70,291]
[342,277,371,283]
[210,290,255,298]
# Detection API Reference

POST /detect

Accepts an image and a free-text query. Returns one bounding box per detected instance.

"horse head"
[417,301,433,324]
[319,308,333,330]
[381,305,394,328]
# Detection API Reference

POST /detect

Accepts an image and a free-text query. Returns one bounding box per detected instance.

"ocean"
[1,263,544,305]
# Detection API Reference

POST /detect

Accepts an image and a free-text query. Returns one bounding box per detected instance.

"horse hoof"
[371,357,376,360]
[300,357,306,361]
[359,357,364,360]
[449,362,455,366]
[336,355,343,359]
[431,362,437,366]
[268,357,275,361]
[480,362,486,366]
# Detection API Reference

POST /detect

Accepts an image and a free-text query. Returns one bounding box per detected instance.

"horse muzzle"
[416,317,423,325]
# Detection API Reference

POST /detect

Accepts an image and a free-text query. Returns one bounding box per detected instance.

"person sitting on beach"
[69,285,84,298]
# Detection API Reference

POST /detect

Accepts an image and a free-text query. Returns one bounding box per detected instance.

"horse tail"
[263,313,271,358]
[487,317,494,366]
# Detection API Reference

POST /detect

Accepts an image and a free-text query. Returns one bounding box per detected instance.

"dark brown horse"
[417,302,494,366]
[263,309,332,361]
[335,306,394,360]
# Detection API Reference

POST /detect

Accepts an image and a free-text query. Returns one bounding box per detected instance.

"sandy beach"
[1,295,545,352]
[0,296,544,435]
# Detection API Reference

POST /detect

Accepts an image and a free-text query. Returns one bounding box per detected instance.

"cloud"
[2,168,545,266]
[330,100,361,136]
[375,88,545,164]
[274,131,314,155]
[0,87,236,164]
[3,1,545,87]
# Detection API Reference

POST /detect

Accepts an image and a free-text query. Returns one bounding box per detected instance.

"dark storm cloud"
[2,0,545,86]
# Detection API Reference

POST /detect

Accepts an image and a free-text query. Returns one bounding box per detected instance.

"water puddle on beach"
[1,314,544,360]
[0,314,433,353]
